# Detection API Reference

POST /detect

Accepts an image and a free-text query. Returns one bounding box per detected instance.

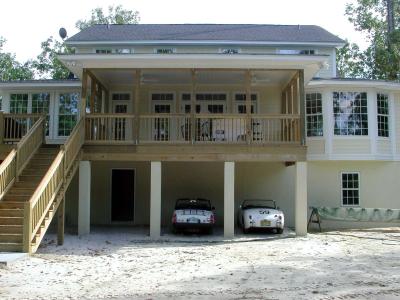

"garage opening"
[111,169,135,222]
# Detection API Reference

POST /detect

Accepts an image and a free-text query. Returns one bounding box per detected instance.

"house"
[0,24,399,253]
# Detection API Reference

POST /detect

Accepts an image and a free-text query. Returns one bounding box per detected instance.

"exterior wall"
[395,92,400,157]
[308,161,400,229]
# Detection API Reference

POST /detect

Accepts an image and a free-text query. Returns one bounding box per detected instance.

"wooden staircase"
[0,146,59,252]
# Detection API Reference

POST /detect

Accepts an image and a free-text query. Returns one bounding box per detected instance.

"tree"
[0,37,34,81]
[75,5,140,30]
[33,5,140,79]
[341,0,400,80]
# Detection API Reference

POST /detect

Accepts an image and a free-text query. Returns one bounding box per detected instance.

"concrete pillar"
[295,161,308,236]
[150,161,162,238]
[224,162,235,238]
[78,161,91,236]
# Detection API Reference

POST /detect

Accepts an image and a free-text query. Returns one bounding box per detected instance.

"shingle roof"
[66,24,345,44]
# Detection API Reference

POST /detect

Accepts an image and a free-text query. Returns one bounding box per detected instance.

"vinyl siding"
[332,139,371,155]
[306,139,325,155]
[376,139,391,155]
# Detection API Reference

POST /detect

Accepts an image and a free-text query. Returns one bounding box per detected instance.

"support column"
[295,161,307,236]
[150,161,162,238]
[78,161,91,236]
[57,197,65,245]
[224,162,235,238]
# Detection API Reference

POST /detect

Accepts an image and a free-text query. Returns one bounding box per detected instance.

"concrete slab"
[0,252,28,268]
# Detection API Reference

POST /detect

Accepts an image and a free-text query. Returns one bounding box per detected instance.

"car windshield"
[242,200,276,209]
[175,198,211,210]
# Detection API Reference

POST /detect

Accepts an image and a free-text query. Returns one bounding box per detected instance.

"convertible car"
[171,198,215,234]
[238,199,284,234]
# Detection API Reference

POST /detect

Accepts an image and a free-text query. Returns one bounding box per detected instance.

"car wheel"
[276,228,283,234]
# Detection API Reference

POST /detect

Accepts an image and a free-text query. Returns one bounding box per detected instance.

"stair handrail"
[23,117,85,253]
[0,116,45,202]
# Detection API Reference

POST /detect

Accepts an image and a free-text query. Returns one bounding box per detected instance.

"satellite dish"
[59,28,67,40]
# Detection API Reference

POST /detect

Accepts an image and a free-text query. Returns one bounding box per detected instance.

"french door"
[112,101,132,141]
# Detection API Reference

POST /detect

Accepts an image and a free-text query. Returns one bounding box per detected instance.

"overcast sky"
[1,0,366,62]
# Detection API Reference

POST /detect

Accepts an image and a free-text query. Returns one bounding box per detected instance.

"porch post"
[57,197,65,245]
[190,69,196,143]
[150,161,162,238]
[295,161,307,236]
[224,161,235,238]
[134,69,141,144]
[81,69,88,116]
[245,70,252,143]
[78,161,91,236]
[298,70,306,145]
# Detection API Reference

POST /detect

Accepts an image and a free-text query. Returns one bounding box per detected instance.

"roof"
[0,79,81,89]
[309,78,400,90]
[66,24,345,45]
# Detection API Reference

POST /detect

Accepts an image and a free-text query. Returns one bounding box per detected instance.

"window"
[152,93,174,101]
[32,93,50,136]
[115,48,132,54]
[58,93,79,136]
[341,172,360,206]
[306,93,323,137]
[377,93,389,137]
[235,93,257,114]
[95,49,112,54]
[155,48,175,54]
[10,94,29,113]
[333,92,368,136]
[277,49,315,55]
[220,48,240,54]
[112,93,130,101]
[234,93,257,101]
[196,93,226,101]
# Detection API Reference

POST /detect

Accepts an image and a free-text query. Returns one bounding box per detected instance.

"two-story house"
[0,24,399,253]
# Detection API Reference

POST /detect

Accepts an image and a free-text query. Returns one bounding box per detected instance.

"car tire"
[276,228,283,234]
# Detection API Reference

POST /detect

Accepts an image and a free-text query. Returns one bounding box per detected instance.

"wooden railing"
[85,114,135,143]
[139,114,191,143]
[0,117,45,202]
[24,117,84,253]
[2,114,42,143]
[84,113,301,145]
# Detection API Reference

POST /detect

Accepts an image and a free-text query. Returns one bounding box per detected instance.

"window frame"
[219,48,241,54]
[233,92,259,114]
[333,91,369,136]
[95,49,112,54]
[305,92,323,137]
[57,91,80,137]
[154,48,176,54]
[340,171,360,207]
[376,92,390,138]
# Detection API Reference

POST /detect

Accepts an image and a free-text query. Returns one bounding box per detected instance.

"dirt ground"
[0,228,399,300]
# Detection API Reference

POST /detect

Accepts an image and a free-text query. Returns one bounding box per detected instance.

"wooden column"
[245,70,252,143]
[0,111,4,144]
[134,69,141,144]
[57,197,65,245]
[90,76,96,114]
[298,70,306,145]
[81,69,88,116]
[190,69,196,143]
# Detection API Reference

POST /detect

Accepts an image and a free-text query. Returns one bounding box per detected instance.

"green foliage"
[32,36,74,80]
[75,5,140,30]
[0,37,34,81]
[338,0,400,80]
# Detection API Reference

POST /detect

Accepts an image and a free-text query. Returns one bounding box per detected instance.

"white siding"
[332,139,371,155]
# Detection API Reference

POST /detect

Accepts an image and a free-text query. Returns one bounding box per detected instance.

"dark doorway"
[111,169,135,222]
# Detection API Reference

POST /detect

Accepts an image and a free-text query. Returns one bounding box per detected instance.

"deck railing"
[84,113,301,145]
[0,117,45,201]
[2,114,42,143]
[85,114,135,143]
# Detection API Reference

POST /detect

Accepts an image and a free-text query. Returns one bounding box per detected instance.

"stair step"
[6,189,35,196]
[0,217,24,225]
[0,209,24,217]
[0,233,23,243]
[0,224,23,234]
[3,195,30,202]
[0,202,25,209]
[0,242,23,252]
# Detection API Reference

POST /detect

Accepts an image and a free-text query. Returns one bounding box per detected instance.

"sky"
[0,0,367,62]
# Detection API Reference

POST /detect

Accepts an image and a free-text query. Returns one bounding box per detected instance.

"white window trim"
[149,92,176,113]
[340,171,360,207]
[233,91,259,114]
[376,91,390,139]
[218,48,242,54]
[305,92,323,137]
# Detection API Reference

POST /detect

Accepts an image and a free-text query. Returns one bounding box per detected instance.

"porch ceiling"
[59,53,329,84]
[90,69,297,87]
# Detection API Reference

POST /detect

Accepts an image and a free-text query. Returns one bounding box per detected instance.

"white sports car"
[172,198,215,234]
[238,199,284,234]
